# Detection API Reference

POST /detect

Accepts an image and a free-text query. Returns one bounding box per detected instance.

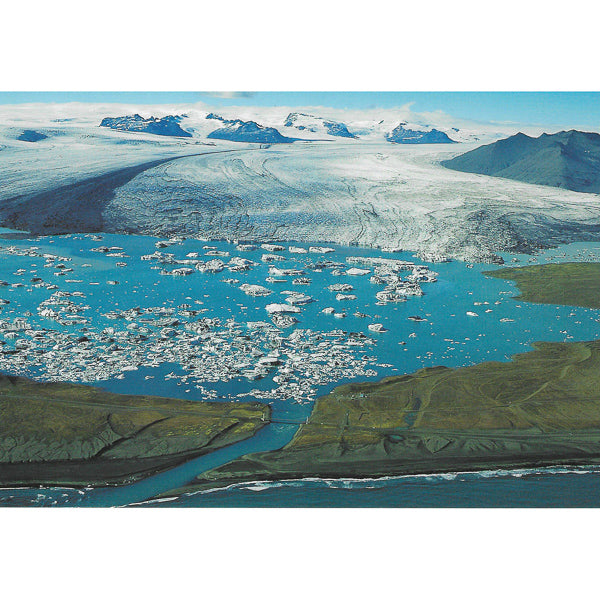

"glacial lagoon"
[0,231,599,507]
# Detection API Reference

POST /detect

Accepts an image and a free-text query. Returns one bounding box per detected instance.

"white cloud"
[203,92,255,99]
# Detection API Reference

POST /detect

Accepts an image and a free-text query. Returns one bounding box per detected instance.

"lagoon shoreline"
[0,235,598,506]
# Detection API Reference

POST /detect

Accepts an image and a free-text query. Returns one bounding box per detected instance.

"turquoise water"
[0,232,598,507]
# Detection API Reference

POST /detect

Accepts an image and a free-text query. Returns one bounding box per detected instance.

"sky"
[0,92,599,128]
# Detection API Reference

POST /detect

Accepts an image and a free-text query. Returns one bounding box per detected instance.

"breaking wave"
[138,464,600,505]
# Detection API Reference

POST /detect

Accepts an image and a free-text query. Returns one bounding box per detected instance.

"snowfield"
[1,102,599,262]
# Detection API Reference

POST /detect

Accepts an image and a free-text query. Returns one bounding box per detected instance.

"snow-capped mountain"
[386,123,456,144]
[205,114,296,144]
[188,106,497,143]
[100,114,192,138]
[0,100,551,149]
[283,112,357,139]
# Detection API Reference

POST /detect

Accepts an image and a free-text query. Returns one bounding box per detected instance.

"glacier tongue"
[1,102,600,263]
[100,142,600,263]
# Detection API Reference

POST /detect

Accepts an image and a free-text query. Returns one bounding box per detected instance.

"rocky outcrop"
[17,130,48,142]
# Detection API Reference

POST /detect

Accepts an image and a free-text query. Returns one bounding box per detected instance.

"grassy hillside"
[485,262,600,308]
[0,373,269,486]
[163,340,600,496]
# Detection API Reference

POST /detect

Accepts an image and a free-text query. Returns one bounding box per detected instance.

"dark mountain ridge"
[443,130,600,193]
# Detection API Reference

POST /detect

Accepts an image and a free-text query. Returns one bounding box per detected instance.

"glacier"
[1,101,599,263]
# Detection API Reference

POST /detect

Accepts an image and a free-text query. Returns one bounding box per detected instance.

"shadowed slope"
[0,150,239,235]
[443,130,600,193]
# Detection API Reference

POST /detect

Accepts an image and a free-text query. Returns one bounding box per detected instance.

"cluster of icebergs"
[0,234,447,402]
[0,239,389,404]
[139,239,442,330]
[0,306,379,404]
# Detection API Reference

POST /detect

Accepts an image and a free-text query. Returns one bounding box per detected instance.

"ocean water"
[0,232,598,507]
[143,467,600,508]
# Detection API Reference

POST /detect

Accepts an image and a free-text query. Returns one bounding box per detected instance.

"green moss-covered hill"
[164,340,600,495]
[0,374,269,487]
[485,262,600,308]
